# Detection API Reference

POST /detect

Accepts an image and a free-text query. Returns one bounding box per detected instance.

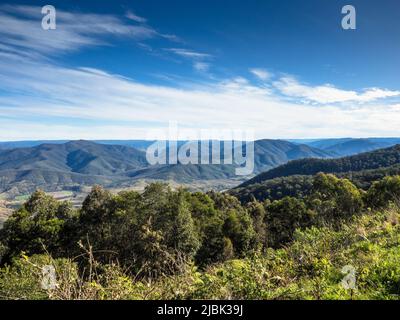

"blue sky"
[0,0,400,140]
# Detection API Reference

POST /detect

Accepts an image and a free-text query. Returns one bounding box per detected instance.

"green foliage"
[194,215,226,266]
[222,209,255,256]
[0,190,72,261]
[208,192,257,256]
[75,184,201,277]
[365,176,400,208]
[161,208,400,300]
[242,144,400,187]
[265,196,314,247]
[77,186,117,257]
[232,175,313,203]
[246,201,267,248]
[0,242,7,265]
[1,173,400,300]
[0,254,77,300]
[234,144,400,205]
[308,173,363,222]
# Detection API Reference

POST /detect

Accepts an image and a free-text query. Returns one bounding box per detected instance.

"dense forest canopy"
[233,145,400,204]
[1,172,400,300]
[240,144,400,188]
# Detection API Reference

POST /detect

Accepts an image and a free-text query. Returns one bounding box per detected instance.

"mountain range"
[3,137,400,199]
[3,137,400,156]
[290,137,400,156]
[0,139,332,197]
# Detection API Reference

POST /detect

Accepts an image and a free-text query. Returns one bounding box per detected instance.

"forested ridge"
[0,139,332,197]
[240,144,400,188]
[1,172,400,300]
[231,164,400,204]
[233,144,400,204]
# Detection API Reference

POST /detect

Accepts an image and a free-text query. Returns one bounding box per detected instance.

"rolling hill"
[232,144,400,203]
[291,138,400,156]
[0,140,156,152]
[0,139,333,197]
[252,139,332,172]
[0,140,149,175]
[239,144,400,188]
[0,140,150,197]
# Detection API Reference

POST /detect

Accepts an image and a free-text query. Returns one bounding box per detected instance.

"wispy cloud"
[125,10,147,23]
[0,4,175,57]
[165,48,213,73]
[165,48,212,59]
[0,4,400,140]
[274,76,400,104]
[1,50,400,140]
[249,68,272,81]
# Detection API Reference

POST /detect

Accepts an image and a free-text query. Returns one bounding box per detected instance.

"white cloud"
[0,4,175,56]
[0,5,399,140]
[165,48,211,59]
[274,76,400,104]
[125,10,147,23]
[166,48,213,74]
[249,68,271,81]
[1,51,400,140]
[161,34,181,42]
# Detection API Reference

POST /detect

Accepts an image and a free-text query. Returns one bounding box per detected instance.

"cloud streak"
[1,51,400,140]
[166,48,211,59]
[0,4,174,56]
[0,5,399,141]
[250,68,272,81]
[165,48,213,72]
[125,10,147,23]
[274,77,400,104]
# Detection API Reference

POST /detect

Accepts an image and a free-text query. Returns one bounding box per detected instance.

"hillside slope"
[0,140,149,175]
[239,144,400,188]
[296,138,400,157]
[323,139,397,156]
[0,139,333,196]
[252,139,332,172]
[0,141,148,196]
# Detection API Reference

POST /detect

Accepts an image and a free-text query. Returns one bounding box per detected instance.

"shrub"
[365,176,400,208]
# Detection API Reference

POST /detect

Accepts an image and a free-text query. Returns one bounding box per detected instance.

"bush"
[0,190,69,262]
[365,176,400,208]
[1,176,400,300]
[265,197,314,247]
[308,173,363,222]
